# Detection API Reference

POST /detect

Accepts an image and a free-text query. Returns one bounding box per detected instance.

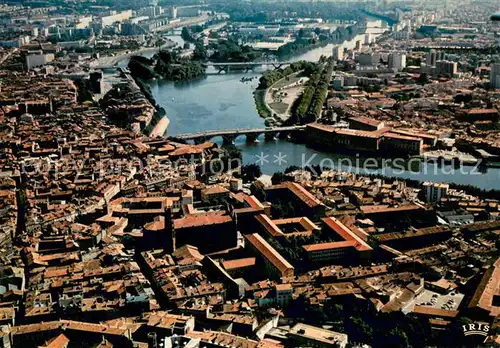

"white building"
[26,51,55,69]
[393,30,410,40]
[364,33,372,45]
[343,74,357,86]
[289,323,348,348]
[357,52,378,66]
[436,60,458,76]
[167,6,178,19]
[490,63,500,89]
[332,45,344,61]
[423,182,449,203]
[177,6,200,17]
[388,52,407,71]
[426,50,437,67]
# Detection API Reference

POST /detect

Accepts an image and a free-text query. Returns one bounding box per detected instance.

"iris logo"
[462,323,490,337]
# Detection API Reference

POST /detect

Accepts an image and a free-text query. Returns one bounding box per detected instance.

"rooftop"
[245,233,294,276]
[289,323,348,345]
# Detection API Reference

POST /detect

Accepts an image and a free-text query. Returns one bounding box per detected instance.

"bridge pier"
[171,126,305,145]
[265,132,277,141]
[277,131,290,139]
[222,135,235,145]
[193,136,208,145]
[246,133,260,143]
[217,66,229,74]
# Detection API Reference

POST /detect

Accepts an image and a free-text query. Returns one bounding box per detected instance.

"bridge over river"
[170,125,306,144]
[206,61,295,73]
[92,57,295,71]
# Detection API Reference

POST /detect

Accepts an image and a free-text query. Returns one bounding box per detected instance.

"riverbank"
[149,116,170,137]
[89,41,176,69]
[275,19,365,60]
[128,72,170,136]
[146,19,500,190]
[253,61,316,123]
[265,71,308,123]
[253,89,272,120]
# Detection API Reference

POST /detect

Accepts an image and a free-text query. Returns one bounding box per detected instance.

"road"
[152,14,210,33]
[0,48,18,66]
[89,41,176,69]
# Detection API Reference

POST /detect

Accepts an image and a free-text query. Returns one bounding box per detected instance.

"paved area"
[412,289,464,311]
[265,72,309,121]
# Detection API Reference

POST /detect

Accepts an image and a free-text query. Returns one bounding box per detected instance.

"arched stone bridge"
[170,125,306,144]
[207,61,295,73]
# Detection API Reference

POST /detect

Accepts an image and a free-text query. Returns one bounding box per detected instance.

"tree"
[346,316,373,344]
[286,294,307,319]
[271,172,285,185]
[304,306,327,324]
[383,328,409,347]
[324,302,343,318]
[181,27,195,43]
[416,73,429,85]
[241,164,262,183]
[285,165,300,174]
[250,182,266,201]
[193,42,207,61]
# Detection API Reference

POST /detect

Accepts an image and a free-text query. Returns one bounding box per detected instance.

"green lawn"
[269,102,289,114]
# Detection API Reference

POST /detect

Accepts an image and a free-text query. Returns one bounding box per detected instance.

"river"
[146,21,500,190]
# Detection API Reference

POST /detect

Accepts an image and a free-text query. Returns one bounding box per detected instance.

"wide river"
[146,22,500,190]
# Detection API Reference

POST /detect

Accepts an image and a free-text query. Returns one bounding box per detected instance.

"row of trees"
[275,23,360,59]
[291,58,334,123]
[155,51,206,82]
[209,39,262,63]
[181,26,202,43]
[128,51,206,83]
[257,61,316,89]
[285,296,479,347]
[212,2,363,24]
[292,67,323,123]
[276,37,328,59]
[182,25,263,63]
[128,56,158,80]
[306,58,335,119]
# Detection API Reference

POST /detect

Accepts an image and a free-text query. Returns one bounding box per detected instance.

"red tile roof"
[468,257,500,317]
[174,212,232,229]
[245,233,294,277]
[222,257,256,270]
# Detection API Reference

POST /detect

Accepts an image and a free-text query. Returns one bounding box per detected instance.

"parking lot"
[413,289,465,311]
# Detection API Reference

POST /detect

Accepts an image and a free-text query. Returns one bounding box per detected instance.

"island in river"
[128,52,206,83]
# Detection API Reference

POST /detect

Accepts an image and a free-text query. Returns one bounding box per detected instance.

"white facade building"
[490,63,500,89]
[423,182,449,203]
[388,53,407,71]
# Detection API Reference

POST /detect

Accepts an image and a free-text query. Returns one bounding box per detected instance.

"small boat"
[172,97,175,101]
